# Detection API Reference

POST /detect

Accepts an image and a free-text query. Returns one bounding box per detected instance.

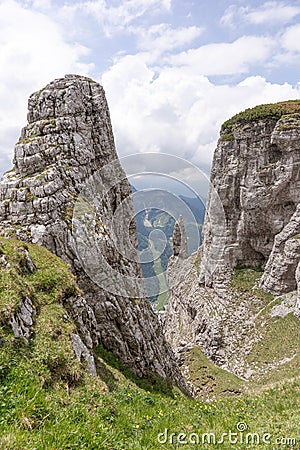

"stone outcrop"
[165,101,300,377]
[0,75,186,391]
[172,215,188,258]
[200,103,300,298]
[9,296,35,340]
[260,204,300,296]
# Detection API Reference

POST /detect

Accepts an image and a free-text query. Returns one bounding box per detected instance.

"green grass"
[230,267,300,386]
[220,132,234,142]
[1,343,299,449]
[246,312,300,385]
[0,239,299,448]
[186,347,245,400]
[221,99,300,135]
[231,267,274,302]
[156,291,169,311]
[0,237,78,321]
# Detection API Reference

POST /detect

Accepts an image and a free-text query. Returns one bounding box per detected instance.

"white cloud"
[167,36,274,76]
[220,5,243,27]
[132,23,204,55]
[271,24,300,66]
[1,0,299,184]
[61,0,171,36]
[248,1,300,25]
[221,2,300,27]
[282,24,300,52]
[102,54,300,172]
[31,0,52,9]
[0,0,92,176]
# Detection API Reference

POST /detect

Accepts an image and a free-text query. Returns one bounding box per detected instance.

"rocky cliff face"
[260,204,300,295]
[0,75,186,391]
[200,102,300,306]
[165,101,300,378]
[200,104,300,291]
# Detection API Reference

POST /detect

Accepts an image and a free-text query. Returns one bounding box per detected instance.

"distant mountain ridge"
[131,184,205,308]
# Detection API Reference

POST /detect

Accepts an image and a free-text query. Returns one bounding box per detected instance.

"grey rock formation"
[165,249,229,366]
[173,215,188,258]
[9,296,35,339]
[200,107,300,298]
[165,101,300,379]
[0,75,186,391]
[24,249,36,273]
[260,204,300,295]
[71,333,97,376]
[0,254,10,269]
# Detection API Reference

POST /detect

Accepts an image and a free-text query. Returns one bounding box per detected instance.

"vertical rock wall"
[165,101,300,374]
[0,75,186,391]
[200,105,300,299]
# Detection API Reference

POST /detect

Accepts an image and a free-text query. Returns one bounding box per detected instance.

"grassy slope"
[0,239,299,449]
[186,267,299,390]
[231,268,300,387]
[186,347,245,399]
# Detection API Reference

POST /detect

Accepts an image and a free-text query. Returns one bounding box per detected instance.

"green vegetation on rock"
[230,267,300,386]
[0,237,82,388]
[221,99,300,135]
[0,237,78,316]
[231,267,274,302]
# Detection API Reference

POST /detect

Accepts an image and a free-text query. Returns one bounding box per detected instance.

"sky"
[1,0,300,180]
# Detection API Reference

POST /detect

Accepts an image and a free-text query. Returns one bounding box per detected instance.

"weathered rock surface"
[165,101,300,379]
[260,204,300,296]
[9,296,35,339]
[172,215,188,258]
[200,108,300,291]
[71,333,97,376]
[0,75,186,391]
[165,248,276,377]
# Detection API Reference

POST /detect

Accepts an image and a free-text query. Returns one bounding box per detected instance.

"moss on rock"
[221,99,300,135]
